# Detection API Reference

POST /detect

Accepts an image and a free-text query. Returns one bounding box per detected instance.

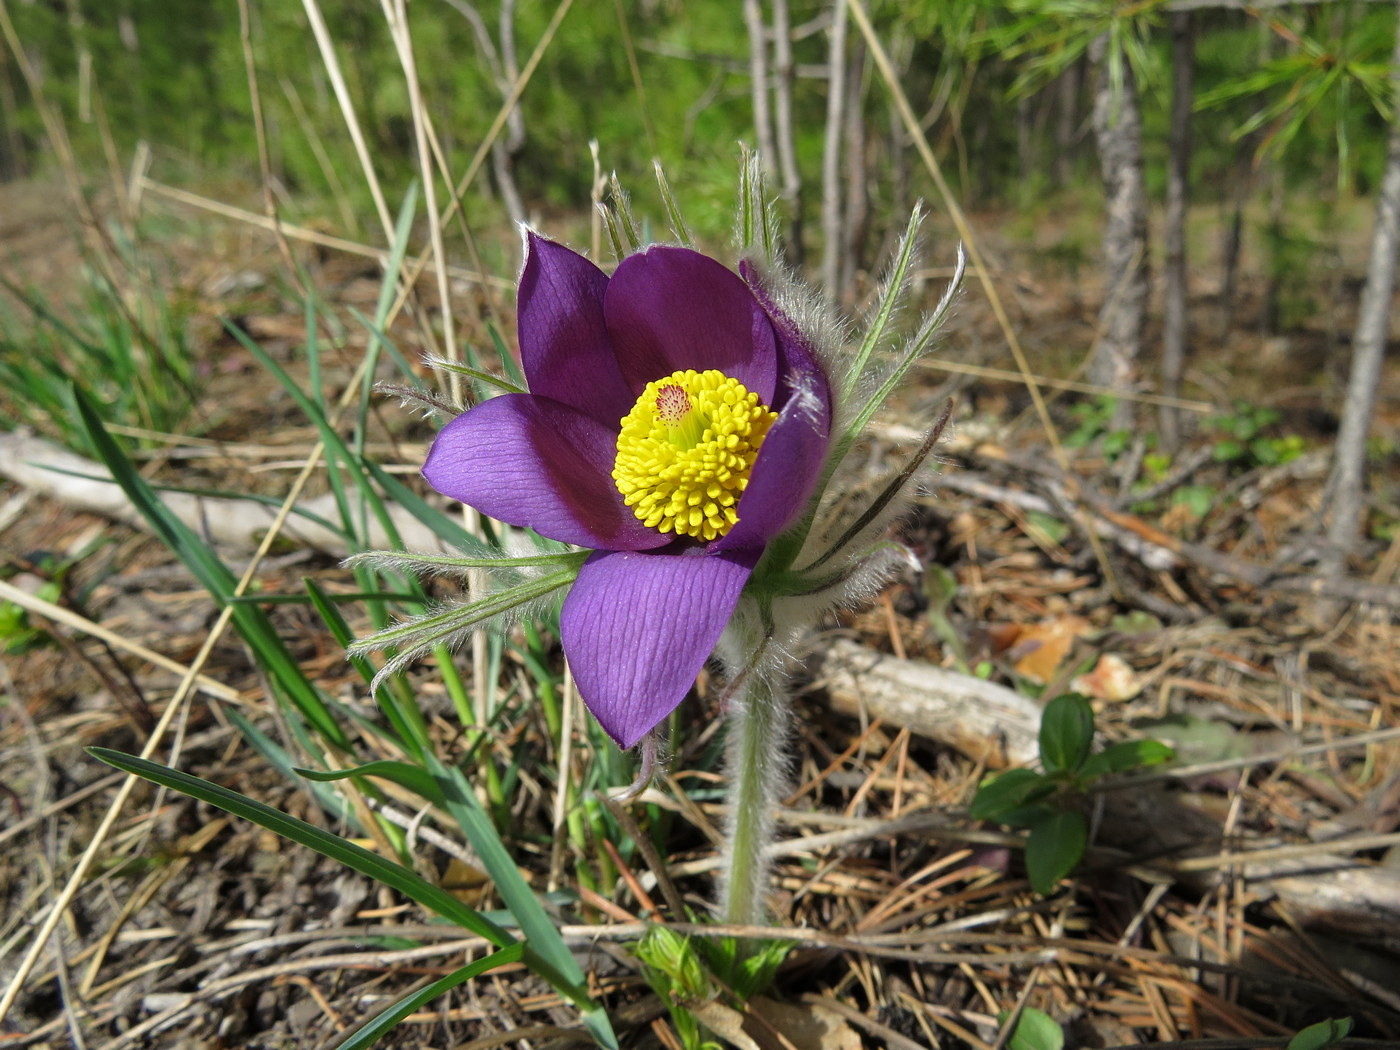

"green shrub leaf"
[1079,739,1175,780]
[997,1006,1065,1050]
[1039,694,1095,775]
[1286,1017,1353,1050]
[1025,809,1087,894]
[969,768,1053,821]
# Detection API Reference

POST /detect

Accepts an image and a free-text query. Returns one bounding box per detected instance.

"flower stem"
[720,661,789,929]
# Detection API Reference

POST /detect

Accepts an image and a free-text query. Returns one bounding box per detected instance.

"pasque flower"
[353,159,963,928]
[421,232,832,749]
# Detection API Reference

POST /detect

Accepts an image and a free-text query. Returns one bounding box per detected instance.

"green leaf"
[969,768,1054,821]
[997,1006,1065,1050]
[1039,694,1095,775]
[733,937,794,1000]
[72,388,349,750]
[996,802,1058,830]
[1172,485,1215,520]
[842,206,923,402]
[331,944,524,1050]
[351,568,578,691]
[1286,1016,1353,1050]
[297,760,445,807]
[1025,809,1087,895]
[653,159,694,248]
[636,925,712,1001]
[1212,439,1245,462]
[1079,739,1175,781]
[87,748,512,946]
[225,706,350,822]
[1025,511,1069,545]
[424,755,617,1046]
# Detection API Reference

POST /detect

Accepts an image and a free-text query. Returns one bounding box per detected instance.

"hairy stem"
[720,658,790,928]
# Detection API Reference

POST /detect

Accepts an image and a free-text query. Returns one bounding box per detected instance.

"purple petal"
[713,380,831,552]
[740,260,833,415]
[518,232,635,425]
[714,338,832,552]
[604,246,777,404]
[423,393,670,551]
[561,546,758,748]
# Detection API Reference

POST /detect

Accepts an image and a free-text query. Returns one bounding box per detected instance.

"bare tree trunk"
[839,37,868,303]
[1016,92,1033,188]
[1160,11,1194,451]
[0,40,27,180]
[743,0,777,172]
[1219,143,1250,340]
[771,0,803,260]
[1052,59,1081,189]
[820,0,847,296]
[1089,33,1150,423]
[442,0,525,227]
[1264,172,1292,337]
[493,0,526,227]
[1321,0,1400,573]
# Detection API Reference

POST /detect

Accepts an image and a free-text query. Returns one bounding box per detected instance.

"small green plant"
[0,236,199,454]
[970,694,1174,894]
[923,563,969,671]
[1208,400,1305,469]
[997,1006,1064,1050]
[0,544,104,653]
[634,927,792,1050]
[1287,1016,1353,1050]
[1064,395,1135,459]
[0,578,59,654]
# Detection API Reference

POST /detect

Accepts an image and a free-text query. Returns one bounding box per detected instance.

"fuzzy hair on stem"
[345,547,586,582]
[712,605,792,929]
[350,568,576,697]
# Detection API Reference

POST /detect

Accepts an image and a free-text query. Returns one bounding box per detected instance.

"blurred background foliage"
[3,0,1394,247]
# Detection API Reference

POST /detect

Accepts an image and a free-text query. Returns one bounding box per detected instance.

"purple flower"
[423,233,832,748]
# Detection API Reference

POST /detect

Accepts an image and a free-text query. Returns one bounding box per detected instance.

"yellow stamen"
[612,368,778,542]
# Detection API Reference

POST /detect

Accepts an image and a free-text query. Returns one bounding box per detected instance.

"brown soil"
[2,174,1399,1049]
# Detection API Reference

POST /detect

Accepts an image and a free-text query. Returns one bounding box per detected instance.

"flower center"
[612,369,778,542]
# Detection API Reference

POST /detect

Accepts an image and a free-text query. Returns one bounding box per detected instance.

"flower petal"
[423,393,670,551]
[517,232,634,425]
[561,546,758,748]
[604,246,777,403]
[715,317,832,551]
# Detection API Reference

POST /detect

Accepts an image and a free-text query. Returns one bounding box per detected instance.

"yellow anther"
[612,369,777,542]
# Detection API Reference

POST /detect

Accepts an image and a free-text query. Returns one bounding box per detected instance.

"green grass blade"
[360,456,496,555]
[16,462,350,542]
[297,760,444,807]
[304,577,434,762]
[87,747,513,947]
[348,307,424,388]
[330,944,525,1050]
[357,182,420,444]
[841,206,922,402]
[224,706,350,823]
[426,756,609,1023]
[231,322,400,552]
[72,386,350,750]
[486,320,526,388]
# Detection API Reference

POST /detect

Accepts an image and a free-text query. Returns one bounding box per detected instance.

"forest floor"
[2,171,1400,1050]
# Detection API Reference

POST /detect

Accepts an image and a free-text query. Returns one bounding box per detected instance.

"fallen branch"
[809,637,1400,944]
[807,636,1040,766]
[0,430,445,557]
